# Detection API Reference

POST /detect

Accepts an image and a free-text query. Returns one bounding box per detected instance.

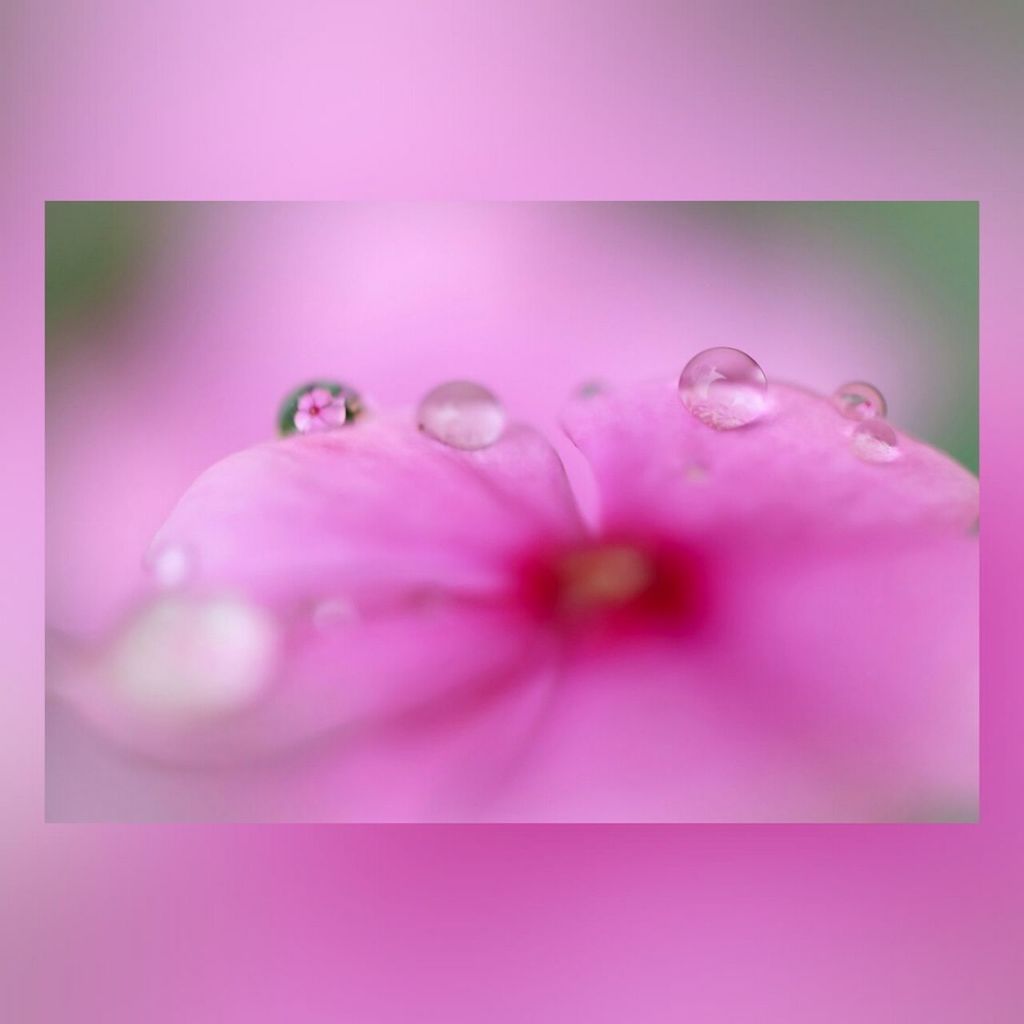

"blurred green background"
[46,201,978,471]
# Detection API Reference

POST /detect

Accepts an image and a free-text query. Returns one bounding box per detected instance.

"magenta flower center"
[522,538,704,632]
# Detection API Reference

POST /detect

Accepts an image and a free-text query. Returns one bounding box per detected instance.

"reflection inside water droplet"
[678,347,767,429]
[417,380,506,450]
[851,419,900,462]
[833,381,887,420]
[278,380,362,436]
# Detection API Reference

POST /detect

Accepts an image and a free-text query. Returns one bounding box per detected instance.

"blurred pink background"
[6,1,1022,1021]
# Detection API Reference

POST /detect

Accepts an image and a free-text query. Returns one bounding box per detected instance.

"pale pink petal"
[292,409,313,432]
[73,414,585,761]
[719,532,978,817]
[148,412,584,611]
[562,379,978,541]
[309,387,333,407]
[481,641,843,822]
[57,590,555,771]
[486,533,976,821]
[321,401,347,426]
[494,381,979,820]
[47,658,558,822]
[303,413,333,434]
[281,661,558,822]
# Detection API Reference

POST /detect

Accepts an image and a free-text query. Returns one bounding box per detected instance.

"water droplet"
[833,381,887,420]
[576,379,607,399]
[108,596,278,718]
[278,380,362,436]
[417,380,506,450]
[678,347,767,429]
[311,597,358,630]
[143,543,194,589]
[851,419,900,462]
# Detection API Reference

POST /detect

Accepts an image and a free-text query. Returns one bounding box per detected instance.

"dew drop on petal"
[575,379,607,400]
[278,380,361,436]
[833,381,888,420]
[851,419,900,463]
[108,595,278,718]
[417,380,506,450]
[143,543,195,589]
[678,347,767,429]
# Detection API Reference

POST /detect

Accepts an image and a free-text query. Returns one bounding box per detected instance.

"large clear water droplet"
[278,380,362,436]
[417,380,506,450]
[833,381,887,420]
[143,543,195,589]
[851,419,900,462]
[678,347,767,429]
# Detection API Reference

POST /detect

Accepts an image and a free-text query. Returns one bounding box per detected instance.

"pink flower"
[292,386,347,433]
[60,376,978,822]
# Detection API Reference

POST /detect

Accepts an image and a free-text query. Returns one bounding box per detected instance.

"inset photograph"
[46,202,978,822]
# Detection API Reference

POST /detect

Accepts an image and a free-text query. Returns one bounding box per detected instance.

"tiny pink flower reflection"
[292,386,347,433]
[62,378,978,822]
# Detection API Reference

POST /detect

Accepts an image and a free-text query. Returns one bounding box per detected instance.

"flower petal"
[486,534,976,822]
[281,660,558,822]
[56,589,555,769]
[525,381,978,820]
[717,532,978,817]
[67,414,583,762]
[148,412,584,610]
[322,401,347,426]
[47,658,558,822]
[562,379,978,541]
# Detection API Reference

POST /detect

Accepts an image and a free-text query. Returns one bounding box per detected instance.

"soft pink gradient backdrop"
[6,1,1022,1021]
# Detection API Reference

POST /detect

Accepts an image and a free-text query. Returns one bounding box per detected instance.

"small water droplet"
[417,380,506,450]
[311,597,358,630]
[144,543,195,589]
[851,419,900,462]
[833,381,887,420]
[576,379,607,399]
[278,380,362,436]
[678,347,767,429]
